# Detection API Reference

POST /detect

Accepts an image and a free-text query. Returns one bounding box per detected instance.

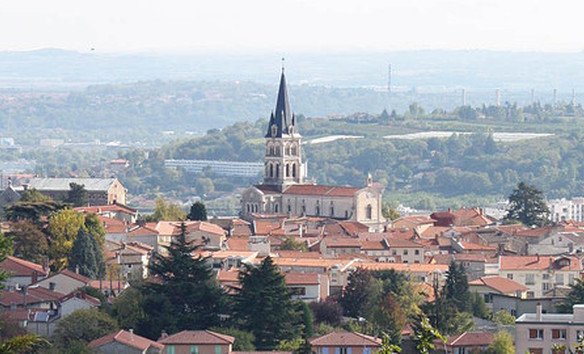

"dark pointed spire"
[265,67,293,138]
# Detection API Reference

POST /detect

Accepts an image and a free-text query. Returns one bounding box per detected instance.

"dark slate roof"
[266,70,294,138]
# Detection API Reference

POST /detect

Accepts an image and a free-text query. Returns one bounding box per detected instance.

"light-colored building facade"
[516,304,584,354]
[21,177,127,205]
[548,197,584,222]
[498,255,581,298]
[240,70,385,229]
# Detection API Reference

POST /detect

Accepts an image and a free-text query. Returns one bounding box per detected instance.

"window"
[542,283,550,291]
[330,206,334,217]
[415,250,420,255]
[392,250,397,256]
[274,204,279,213]
[552,329,567,340]
[366,204,372,219]
[507,274,513,280]
[556,274,564,285]
[191,346,199,354]
[286,164,290,177]
[526,274,535,285]
[403,250,408,256]
[167,346,176,354]
[288,204,291,213]
[529,329,544,340]
[363,348,372,354]
[334,348,350,354]
[543,274,550,280]
[316,206,320,216]
[527,291,535,298]
[527,349,542,354]
[215,345,222,354]
[292,164,297,178]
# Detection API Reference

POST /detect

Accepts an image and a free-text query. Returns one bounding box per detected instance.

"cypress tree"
[68,228,105,279]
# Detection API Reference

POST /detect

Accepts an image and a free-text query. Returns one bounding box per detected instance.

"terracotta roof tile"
[0,256,47,277]
[158,330,235,345]
[309,332,382,347]
[227,237,249,251]
[447,332,494,347]
[74,204,137,215]
[283,184,361,197]
[324,237,361,248]
[500,255,581,271]
[285,273,320,285]
[385,238,423,248]
[469,276,527,293]
[89,330,164,350]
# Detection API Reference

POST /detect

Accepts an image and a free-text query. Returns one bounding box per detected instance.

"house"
[384,238,424,263]
[21,177,127,205]
[391,215,435,234]
[158,330,235,354]
[33,269,92,296]
[320,236,361,257]
[469,276,528,309]
[498,255,581,298]
[285,272,329,302]
[88,329,164,353]
[443,332,495,354]
[105,240,153,279]
[309,331,382,354]
[75,204,138,223]
[0,256,48,290]
[156,221,227,254]
[60,290,101,317]
[516,304,584,354]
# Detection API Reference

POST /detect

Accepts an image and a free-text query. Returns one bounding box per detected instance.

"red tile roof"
[0,256,47,277]
[360,240,387,251]
[158,330,235,345]
[57,269,92,284]
[227,237,249,251]
[309,332,382,347]
[254,184,281,195]
[0,286,64,307]
[385,238,423,248]
[285,273,320,285]
[89,330,164,351]
[324,237,361,248]
[469,276,527,294]
[459,241,496,251]
[447,332,494,347]
[98,215,127,234]
[500,255,581,271]
[283,184,361,197]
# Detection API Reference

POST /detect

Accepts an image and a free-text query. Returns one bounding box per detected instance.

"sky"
[2,0,584,53]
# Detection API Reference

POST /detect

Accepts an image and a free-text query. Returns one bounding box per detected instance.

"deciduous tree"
[487,330,514,354]
[8,221,48,264]
[47,209,85,271]
[53,309,118,348]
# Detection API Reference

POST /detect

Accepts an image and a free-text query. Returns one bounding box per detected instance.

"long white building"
[165,159,263,178]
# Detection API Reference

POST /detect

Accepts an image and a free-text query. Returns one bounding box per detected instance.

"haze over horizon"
[5,0,584,53]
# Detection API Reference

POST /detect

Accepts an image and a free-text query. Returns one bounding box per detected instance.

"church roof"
[283,184,361,197]
[266,70,294,138]
[255,184,281,194]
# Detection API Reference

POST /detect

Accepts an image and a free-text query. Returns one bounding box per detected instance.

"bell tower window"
[271,124,277,137]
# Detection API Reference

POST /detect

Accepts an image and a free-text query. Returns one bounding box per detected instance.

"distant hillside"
[1,49,584,94]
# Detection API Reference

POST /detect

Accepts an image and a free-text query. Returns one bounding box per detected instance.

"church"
[240,68,385,228]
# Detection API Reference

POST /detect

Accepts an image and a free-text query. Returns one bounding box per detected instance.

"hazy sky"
[3,0,584,53]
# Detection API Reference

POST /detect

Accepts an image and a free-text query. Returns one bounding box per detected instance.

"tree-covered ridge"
[138,106,584,210]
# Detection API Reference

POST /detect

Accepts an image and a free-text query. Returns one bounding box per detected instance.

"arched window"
[247,204,250,213]
[291,144,297,156]
[285,144,290,156]
[287,203,291,213]
[270,164,274,178]
[292,164,296,178]
[275,146,280,156]
[366,204,373,219]
[274,204,279,213]
[316,206,320,216]
[275,164,280,178]
[286,164,290,177]
[330,201,334,217]
[269,145,274,156]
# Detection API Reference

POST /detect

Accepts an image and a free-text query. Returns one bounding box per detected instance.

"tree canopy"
[138,223,223,338]
[188,201,208,221]
[505,182,549,226]
[65,183,89,207]
[67,228,105,279]
[235,257,301,350]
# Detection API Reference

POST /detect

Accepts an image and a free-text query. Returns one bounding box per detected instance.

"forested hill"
[149,107,584,210]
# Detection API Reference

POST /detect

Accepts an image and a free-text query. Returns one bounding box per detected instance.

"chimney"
[536,303,542,321]
[49,282,56,291]
[31,270,38,284]
[129,329,134,341]
[161,330,169,339]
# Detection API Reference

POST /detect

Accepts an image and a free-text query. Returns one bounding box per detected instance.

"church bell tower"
[263,66,303,191]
